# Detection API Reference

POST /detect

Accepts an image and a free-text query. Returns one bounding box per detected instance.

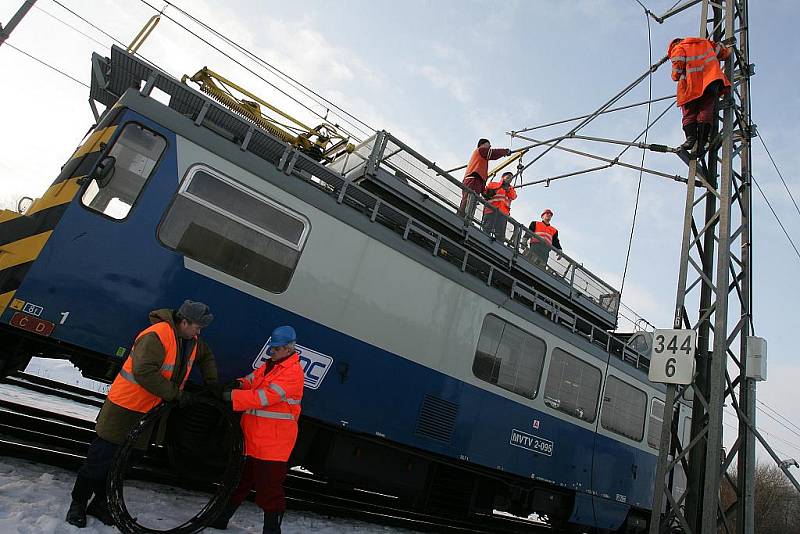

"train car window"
[601,375,646,441]
[543,348,601,423]
[158,166,309,293]
[472,315,546,399]
[647,398,665,448]
[81,123,166,219]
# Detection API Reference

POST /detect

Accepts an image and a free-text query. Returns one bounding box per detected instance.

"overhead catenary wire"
[508,95,674,136]
[34,4,110,49]
[511,53,669,178]
[752,175,800,262]
[50,0,128,48]
[162,0,375,139]
[136,0,369,144]
[515,100,680,188]
[758,134,800,220]
[3,42,89,88]
[620,0,654,299]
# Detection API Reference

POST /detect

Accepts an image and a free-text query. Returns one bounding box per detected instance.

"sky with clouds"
[1,0,800,465]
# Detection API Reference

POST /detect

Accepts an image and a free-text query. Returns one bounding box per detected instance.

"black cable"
[620,0,654,298]
[758,134,800,220]
[108,398,244,534]
[3,42,89,88]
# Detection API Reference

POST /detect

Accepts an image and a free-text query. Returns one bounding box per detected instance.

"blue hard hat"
[267,325,297,348]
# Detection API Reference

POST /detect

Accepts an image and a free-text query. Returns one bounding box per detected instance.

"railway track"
[0,374,549,533]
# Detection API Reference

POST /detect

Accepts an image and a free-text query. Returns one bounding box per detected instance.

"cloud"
[415,64,473,105]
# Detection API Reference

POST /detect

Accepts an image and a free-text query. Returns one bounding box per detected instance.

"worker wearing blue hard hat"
[212,325,304,534]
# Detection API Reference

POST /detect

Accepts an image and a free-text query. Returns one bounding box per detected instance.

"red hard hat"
[542,209,553,216]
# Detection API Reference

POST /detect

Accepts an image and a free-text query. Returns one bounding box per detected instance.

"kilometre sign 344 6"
[648,329,697,385]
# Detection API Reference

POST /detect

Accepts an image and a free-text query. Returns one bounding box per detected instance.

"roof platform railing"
[329,131,621,327]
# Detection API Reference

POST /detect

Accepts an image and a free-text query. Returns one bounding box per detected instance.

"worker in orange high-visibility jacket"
[66,301,218,529]
[668,37,730,157]
[482,171,517,241]
[527,209,562,268]
[457,138,511,219]
[211,325,304,534]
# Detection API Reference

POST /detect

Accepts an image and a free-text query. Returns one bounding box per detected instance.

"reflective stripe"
[119,368,138,384]
[245,409,295,420]
[686,65,705,73]
[671,56,686,63]
[714,44,722,54]
[686,51,711,61]
[269,382,287,400]
[672,67,685,73]
[269,382,302,405]
[258,389,268,406]
[245,372,255,382]
[161,364,175,371]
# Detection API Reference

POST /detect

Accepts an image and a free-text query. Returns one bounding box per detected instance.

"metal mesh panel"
[328,134,376,178]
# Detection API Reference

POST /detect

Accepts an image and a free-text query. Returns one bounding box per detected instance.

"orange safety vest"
[232,352,304,461]
[668,37,730,107]
[107,322,197,413]
[483,179,517,216]
[530,221,557,247]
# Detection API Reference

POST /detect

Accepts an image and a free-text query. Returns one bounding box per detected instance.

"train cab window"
[647,398,665,448]
[81,123,166,219]
[543,349,601,423]
[158,166,309,293]
[601,375,646,441]
[472,315,546,399]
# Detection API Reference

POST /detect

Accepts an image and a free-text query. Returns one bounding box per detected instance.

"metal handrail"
[341,131,621,316]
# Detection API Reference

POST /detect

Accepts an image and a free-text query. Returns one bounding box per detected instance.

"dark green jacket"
[95,308,218,446]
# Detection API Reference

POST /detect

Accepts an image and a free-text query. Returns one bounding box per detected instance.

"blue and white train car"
[0,47,691,532]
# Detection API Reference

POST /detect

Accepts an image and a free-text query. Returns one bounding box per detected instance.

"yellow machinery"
[183,67,355,163]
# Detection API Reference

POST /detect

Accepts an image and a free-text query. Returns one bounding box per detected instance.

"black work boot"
[209,501,240,530]
[679,122,698,152]
[86,480,114,526]
[694,122,712,158]
[65,476,93,528]
[262,511,284,534]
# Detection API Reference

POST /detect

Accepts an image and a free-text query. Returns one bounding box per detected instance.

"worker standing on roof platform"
[66,300,219,528]
[668,37,730,157]
[211,325,304,534]
[482,171,517,241]
[527,209,562,268]
[458,138,511,219]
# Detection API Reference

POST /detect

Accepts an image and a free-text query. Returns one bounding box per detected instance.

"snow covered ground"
[0,456,418,533]
[0,358,419,533]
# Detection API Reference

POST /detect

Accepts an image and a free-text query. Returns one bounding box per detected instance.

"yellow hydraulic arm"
[183,67,354,162]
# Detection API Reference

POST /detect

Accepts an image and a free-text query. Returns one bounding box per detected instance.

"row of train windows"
[474,314,670,448]
[80,123,309,294]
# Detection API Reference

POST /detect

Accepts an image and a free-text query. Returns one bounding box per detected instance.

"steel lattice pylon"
[649,0,756,532]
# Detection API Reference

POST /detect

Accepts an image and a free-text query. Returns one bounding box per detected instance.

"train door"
[6,110,180,363]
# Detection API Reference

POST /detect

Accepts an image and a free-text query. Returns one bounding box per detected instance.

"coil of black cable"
[107,398,244,534]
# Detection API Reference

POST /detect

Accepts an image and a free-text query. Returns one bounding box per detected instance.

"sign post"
[648,329,696,385]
